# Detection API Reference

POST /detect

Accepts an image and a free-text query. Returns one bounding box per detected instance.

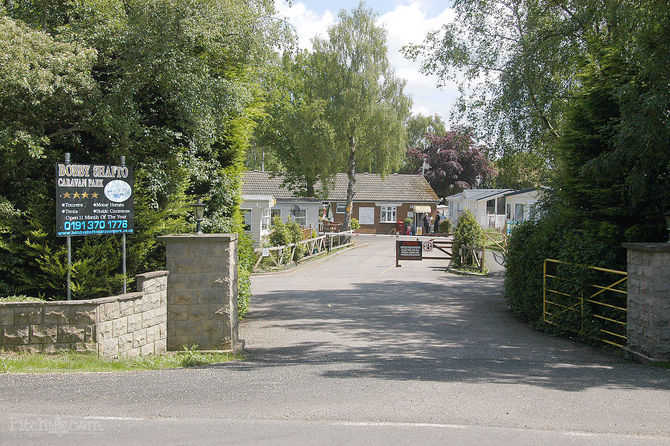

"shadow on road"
[225,275,670,392]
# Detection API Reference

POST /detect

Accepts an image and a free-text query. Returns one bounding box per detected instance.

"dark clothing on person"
[434,214,441,233]
[423,215,430,234]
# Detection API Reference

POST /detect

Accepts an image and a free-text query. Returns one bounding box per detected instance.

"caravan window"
[515,203,525,221]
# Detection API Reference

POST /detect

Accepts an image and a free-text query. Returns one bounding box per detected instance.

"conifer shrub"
[452,210,483,267]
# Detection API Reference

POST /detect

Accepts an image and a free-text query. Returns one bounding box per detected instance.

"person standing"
[433,212,441,233]
[423,214,430,235]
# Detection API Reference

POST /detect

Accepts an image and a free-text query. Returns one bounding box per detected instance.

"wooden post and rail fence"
[253,231,354,271]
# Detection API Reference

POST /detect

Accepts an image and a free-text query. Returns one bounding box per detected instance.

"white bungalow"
[446,189,512,230]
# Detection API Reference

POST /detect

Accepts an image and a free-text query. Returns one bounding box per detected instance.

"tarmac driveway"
[0,234,668,445]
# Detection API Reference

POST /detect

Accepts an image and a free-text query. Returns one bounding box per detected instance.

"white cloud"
[275,1,335,51]
[275,0,457,124]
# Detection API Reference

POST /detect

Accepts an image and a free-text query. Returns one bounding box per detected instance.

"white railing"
[253,231,354,271]
[487,213,506,230]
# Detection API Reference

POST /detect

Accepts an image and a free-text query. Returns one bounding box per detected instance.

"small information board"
[397,240,422,260]
[56,163,134,237]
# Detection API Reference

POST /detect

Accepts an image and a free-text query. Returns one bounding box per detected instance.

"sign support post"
[64,152,72,301]
[121,156,127,294]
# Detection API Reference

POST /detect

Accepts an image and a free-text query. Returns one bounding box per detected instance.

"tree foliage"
[503,1,670,325]
[407,129,495,198]
[257,3,412,229]
[312,4,412,230]
[399,113,446,173]
[0,1,288,300]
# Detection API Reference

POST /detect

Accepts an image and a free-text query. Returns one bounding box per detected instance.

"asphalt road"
[1,234,669,445]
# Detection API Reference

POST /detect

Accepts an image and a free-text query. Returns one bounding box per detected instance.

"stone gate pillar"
[623,243,670,361]
[158,234,243,352]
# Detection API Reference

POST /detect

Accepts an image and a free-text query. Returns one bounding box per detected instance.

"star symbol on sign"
[91,192,98,198]
[63,192,71,198]
[82,192,89,198]
[73,192,80,198]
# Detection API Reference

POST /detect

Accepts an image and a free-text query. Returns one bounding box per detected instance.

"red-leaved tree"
[408,129,496,198]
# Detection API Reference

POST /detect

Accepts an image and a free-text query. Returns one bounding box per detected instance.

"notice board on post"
[397,240,422,260]
[56,163,134,237]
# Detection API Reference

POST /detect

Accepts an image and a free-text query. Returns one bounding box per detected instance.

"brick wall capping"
[136,270,169,280]
[158,234,238,242]
[0,292,144,308]
[622,242,670,252]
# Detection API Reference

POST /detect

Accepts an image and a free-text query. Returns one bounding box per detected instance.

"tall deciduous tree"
[403,0,609,158]
[309,3,411,229]
[408,129,495,198]
[253,51,338,197]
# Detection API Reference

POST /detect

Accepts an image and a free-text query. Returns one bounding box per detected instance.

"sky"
[274,0,458,125]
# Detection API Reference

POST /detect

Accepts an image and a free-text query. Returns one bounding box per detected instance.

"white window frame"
[336,202,346,214]
[380,205,397,223]
[293,210,307,226]
[261,209,271,232]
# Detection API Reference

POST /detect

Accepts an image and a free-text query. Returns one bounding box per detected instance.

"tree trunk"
[343,137,356,231]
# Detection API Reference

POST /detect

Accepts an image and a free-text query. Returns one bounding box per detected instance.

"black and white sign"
[397,240,422,260]
[56,163,134,237]
[422,241,433,252]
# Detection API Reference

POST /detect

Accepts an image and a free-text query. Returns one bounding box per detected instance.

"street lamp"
[665,211,670,243]
[192,201,206,234]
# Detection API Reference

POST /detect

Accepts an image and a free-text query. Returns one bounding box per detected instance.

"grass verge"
[0,348,242,374]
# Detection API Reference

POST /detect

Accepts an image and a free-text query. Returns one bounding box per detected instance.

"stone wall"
[623,243,670,361]
[0,271,168,358]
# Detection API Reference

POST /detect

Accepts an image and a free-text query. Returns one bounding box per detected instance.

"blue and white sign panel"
[56,163,134,237]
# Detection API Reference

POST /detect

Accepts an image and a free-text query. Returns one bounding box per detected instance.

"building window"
[515,203,525,221]
[336,202,346,214]
[359,207,375,225]
[290,205,306,226]
[241,209,251,231]
[380,206,396,223]
[486,199,495,214]
[261,209,271,231]
[506,204,512,220]
[270,208,281,224]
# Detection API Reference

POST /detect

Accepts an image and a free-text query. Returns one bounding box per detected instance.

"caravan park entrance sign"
[56,163,134,237]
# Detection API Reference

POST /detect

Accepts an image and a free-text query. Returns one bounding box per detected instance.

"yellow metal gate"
[543,259,628,348]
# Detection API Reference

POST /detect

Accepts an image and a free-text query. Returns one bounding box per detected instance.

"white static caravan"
[446,189,512,230]
[504,188,542,222]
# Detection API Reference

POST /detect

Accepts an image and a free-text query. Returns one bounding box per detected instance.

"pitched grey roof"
[446,189,513,201]
[241,171,439,203]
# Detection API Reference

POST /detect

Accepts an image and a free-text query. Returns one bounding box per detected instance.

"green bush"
[404,217,413,231]
[236,232,255,319]
[452,210,483,267]
[350,218,360,231]
[286,219,306,261]
[268,217,305,263]
[438,218,452,234]
[504,212,626,327]
[268,217,290,247]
